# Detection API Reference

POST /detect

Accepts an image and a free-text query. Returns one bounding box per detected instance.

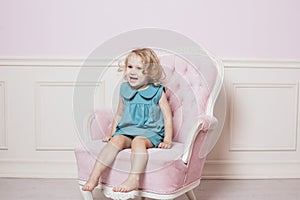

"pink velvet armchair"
[75,53,224,200]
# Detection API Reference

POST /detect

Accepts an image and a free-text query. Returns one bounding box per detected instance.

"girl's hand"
[158,141,172,149]
[102,136,112,142]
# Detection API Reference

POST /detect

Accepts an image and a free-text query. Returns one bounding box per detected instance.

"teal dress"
[112,82,165,147]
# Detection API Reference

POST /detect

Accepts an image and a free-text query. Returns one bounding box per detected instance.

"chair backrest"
[159,54,222,145]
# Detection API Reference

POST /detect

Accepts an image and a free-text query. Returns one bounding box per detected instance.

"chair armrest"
[81,112,95,143]
[197,115,218,132]
[94,109,114,138]
[181,115,218,163]
[82,109,113,143]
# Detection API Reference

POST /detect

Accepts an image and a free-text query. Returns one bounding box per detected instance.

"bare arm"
[158,91,173,149]
[103,96,124,142]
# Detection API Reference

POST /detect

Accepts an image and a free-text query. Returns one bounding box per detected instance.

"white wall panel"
[0,58,300,179]
[204,61,300,179]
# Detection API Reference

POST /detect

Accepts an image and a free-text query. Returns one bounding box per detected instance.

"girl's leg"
[82,135,132,191]
[113,136,153,192]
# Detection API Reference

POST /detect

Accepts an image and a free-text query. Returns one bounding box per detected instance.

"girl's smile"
[129,76,138,82]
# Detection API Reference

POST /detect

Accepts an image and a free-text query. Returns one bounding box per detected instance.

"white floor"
[0,178,299,200]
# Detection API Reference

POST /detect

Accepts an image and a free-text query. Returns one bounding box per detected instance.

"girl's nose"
[130,69,136,74]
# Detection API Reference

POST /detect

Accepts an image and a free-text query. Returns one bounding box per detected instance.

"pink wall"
[0,0,299,60]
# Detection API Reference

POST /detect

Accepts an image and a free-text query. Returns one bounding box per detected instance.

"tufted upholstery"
[161,55,211,143]
[75,53,223,199]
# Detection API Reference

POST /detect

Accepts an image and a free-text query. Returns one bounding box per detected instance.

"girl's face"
[125,53,149,89]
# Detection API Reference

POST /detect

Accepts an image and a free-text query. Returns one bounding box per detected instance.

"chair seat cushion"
[75,140,189,193]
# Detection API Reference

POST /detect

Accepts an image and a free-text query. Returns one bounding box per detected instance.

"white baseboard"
[203,160,300,179]
[0,160,78,178]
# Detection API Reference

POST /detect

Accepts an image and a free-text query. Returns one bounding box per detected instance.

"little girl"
[82,48,173,193]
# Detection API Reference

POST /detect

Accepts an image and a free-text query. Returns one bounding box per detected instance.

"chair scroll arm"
[82,112,96,143]
[181,115,218,163]
[82,108,114,143]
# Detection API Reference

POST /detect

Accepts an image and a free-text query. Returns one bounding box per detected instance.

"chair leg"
[78,185,94,200]
[186,189,197,200]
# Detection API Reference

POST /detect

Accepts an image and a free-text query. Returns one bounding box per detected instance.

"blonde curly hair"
[120,48,166,86]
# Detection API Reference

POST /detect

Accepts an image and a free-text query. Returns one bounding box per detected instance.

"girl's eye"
[137,67,142,70]
[127,65,133,69]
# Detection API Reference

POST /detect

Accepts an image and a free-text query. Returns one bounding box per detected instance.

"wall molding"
[0,81,8,150]
[229,82,299,152]
[34,81,103,151]
[0,57,114,67]
[1,57,300,68]
[222,59,300,68]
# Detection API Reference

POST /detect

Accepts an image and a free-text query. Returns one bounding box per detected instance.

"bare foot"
[113,175,139,193]
[82,178,99,191]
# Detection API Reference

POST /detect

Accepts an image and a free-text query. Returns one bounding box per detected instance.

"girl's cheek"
[138,71,145,76]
